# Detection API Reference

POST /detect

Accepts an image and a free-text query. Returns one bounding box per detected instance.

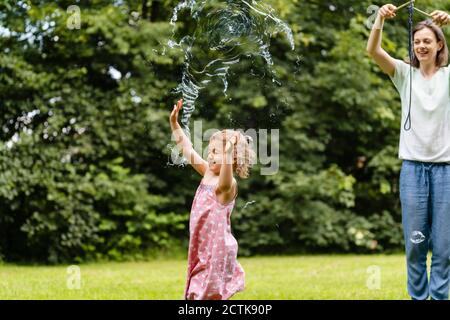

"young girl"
[367,4,450,300]
[169,99,255,300]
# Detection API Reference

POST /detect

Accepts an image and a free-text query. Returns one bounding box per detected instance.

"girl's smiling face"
[414,27,443,65]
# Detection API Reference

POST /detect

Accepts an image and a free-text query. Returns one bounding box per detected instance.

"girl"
[367,4,450,300]
[169,99,255,300]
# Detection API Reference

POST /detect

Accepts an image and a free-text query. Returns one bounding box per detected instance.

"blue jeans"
[400,160,450,300]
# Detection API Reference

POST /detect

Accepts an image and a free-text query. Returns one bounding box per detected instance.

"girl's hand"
[379,4,397,19]
[431,10,450,27]
[170,99,183,127]
[225,133,239,154]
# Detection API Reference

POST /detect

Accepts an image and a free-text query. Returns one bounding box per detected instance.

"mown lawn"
[0,254,412,300]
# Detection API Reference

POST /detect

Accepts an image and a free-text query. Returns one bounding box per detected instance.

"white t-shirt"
[390,59,450,162]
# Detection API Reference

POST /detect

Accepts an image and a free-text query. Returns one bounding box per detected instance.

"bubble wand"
[397,0,432,17]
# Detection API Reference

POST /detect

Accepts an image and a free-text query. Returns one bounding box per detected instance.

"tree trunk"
[142,0,149,20]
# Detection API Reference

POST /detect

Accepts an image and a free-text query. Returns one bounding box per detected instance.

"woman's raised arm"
[366,4,398,77]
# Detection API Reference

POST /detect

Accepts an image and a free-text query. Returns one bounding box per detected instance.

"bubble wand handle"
[414,7,432,18]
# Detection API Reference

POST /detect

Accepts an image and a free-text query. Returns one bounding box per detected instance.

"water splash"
[168,0,295,135]
[242,200,256,210]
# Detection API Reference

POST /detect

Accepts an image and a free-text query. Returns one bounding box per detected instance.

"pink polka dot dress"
[184,182,245,300]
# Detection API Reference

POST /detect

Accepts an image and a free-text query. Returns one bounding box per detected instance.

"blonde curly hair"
[209,130,256,179]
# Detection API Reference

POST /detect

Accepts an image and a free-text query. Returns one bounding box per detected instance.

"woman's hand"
[379,4,397,20]
[431,10,450,27]
[170,99,183,129]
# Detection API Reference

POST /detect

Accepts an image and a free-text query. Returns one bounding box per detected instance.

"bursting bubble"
[168,0,295,135]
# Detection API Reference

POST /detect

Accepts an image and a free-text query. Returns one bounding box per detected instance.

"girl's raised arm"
[170,99,208,176]
[366,4,398,77]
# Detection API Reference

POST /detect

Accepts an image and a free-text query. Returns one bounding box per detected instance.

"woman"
[367,4,450,300]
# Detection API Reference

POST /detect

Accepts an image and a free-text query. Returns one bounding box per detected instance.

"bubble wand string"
[404,1,414,131]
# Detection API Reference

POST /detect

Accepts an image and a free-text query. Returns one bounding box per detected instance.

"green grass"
[0,254,413,300]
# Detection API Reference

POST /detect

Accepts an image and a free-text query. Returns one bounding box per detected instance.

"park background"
[1,0,449,299]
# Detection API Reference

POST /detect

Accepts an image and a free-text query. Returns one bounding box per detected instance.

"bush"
[0,148,188,263]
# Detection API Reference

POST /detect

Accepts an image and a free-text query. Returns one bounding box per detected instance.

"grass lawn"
[0,254,412,300]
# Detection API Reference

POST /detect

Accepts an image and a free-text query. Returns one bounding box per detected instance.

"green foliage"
[0,0,187,263]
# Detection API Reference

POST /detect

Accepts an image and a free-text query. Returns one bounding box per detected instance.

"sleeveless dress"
[184,182,245,300]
